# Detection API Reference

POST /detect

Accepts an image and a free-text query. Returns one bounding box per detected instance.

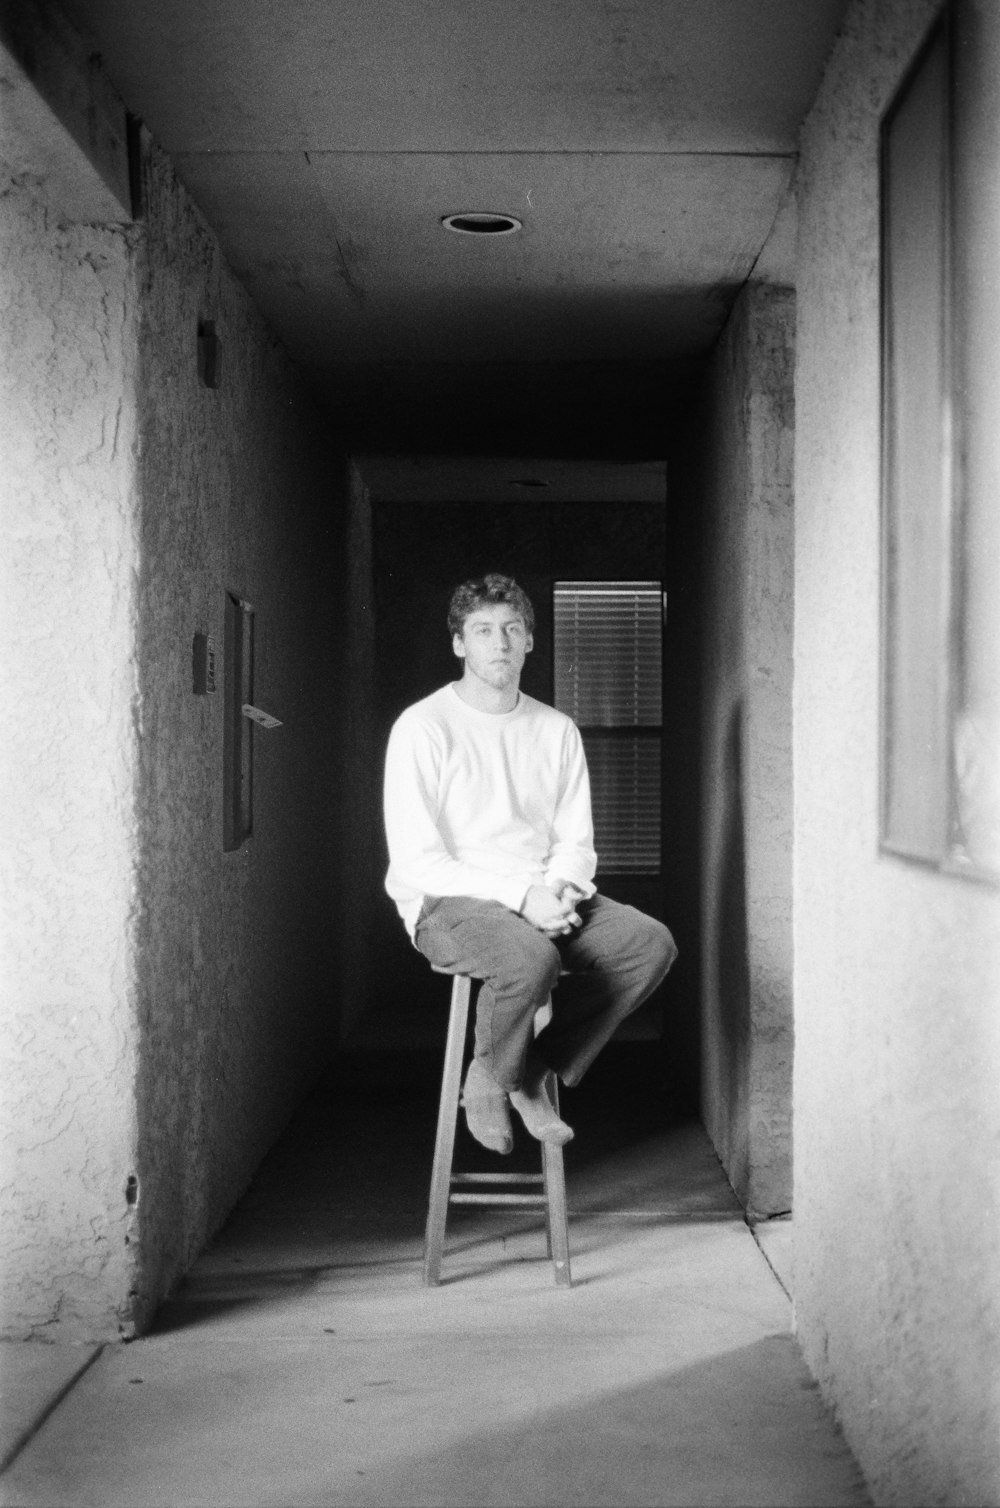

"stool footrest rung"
[450,1192,548,1206]
[451,1172,543,1185]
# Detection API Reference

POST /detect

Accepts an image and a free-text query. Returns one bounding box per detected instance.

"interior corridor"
[4,2,1000,1503]
[1,1043,868,1508]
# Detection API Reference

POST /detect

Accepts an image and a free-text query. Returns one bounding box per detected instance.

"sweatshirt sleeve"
[542,720,598,897]
[383,712,532,913]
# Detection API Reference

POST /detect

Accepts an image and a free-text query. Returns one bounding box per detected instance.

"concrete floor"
[1,1047,869,1507]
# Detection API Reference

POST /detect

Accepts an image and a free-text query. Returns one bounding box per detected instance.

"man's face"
[453,603,533,692]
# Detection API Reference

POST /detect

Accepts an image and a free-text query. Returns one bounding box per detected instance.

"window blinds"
[553,582,662,874]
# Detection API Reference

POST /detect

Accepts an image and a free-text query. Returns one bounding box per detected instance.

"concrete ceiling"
[62,0,847,464]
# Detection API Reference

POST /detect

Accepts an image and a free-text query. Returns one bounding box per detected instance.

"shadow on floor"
[153,1043,732,1334]
[1,1046,872,1508]
[297,1334,871,1508]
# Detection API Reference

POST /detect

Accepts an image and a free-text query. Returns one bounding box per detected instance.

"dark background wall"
[346,492,701,1107]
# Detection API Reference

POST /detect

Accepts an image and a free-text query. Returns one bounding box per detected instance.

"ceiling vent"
[442,212,522,236]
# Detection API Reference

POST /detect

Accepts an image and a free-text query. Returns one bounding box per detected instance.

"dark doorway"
[352,494,696,1110]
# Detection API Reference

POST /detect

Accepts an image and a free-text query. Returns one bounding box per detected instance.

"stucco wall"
[700,282,795,1218]
[0,168,143,1337]
[2,57,345,1336]
[128,138,342,1328]
[794,1,1000,1502]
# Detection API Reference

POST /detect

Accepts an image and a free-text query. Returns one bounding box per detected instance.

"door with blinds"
[553,581,664,887]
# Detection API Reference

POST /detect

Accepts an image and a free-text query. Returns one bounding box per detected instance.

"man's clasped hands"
[519,879,588,937]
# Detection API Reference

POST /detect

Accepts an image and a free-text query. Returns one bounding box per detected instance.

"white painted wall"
[700,282,796,1218]
[794,1,1000,1501]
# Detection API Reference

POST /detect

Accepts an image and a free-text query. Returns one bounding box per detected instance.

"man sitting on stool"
[383,573,677,1155]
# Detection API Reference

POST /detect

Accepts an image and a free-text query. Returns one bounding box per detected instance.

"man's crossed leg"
[415,894,677,1150]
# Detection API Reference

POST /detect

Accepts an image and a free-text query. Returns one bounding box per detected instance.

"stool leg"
[534,991,571,1288]
[534,996,555,1260]
[541,1073,572,1287]
[423,975,471,1286]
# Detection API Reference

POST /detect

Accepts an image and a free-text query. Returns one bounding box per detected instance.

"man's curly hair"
[448,573,535,638]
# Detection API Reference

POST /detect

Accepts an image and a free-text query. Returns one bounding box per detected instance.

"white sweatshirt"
[384,683,597,937]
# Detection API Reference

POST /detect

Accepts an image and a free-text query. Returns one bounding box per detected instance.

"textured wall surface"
[0,167,143,1337]
[2,90,345,1336]
[794,1,1000,1501]
[700,282,795,1217]
[128,139,342,1327]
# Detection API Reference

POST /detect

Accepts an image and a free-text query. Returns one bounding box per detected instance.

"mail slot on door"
[242,704,282,729]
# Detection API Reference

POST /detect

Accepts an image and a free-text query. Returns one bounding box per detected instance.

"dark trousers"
[414,894,678,1091]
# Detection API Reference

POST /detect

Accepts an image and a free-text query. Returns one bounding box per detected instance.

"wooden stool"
[423,971,572,1287]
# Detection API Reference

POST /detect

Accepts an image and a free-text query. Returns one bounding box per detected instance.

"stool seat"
[423,970,572,1287]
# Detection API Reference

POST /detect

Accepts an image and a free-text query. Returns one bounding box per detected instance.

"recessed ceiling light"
[442,212,523,236]
[508,478,549,489]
